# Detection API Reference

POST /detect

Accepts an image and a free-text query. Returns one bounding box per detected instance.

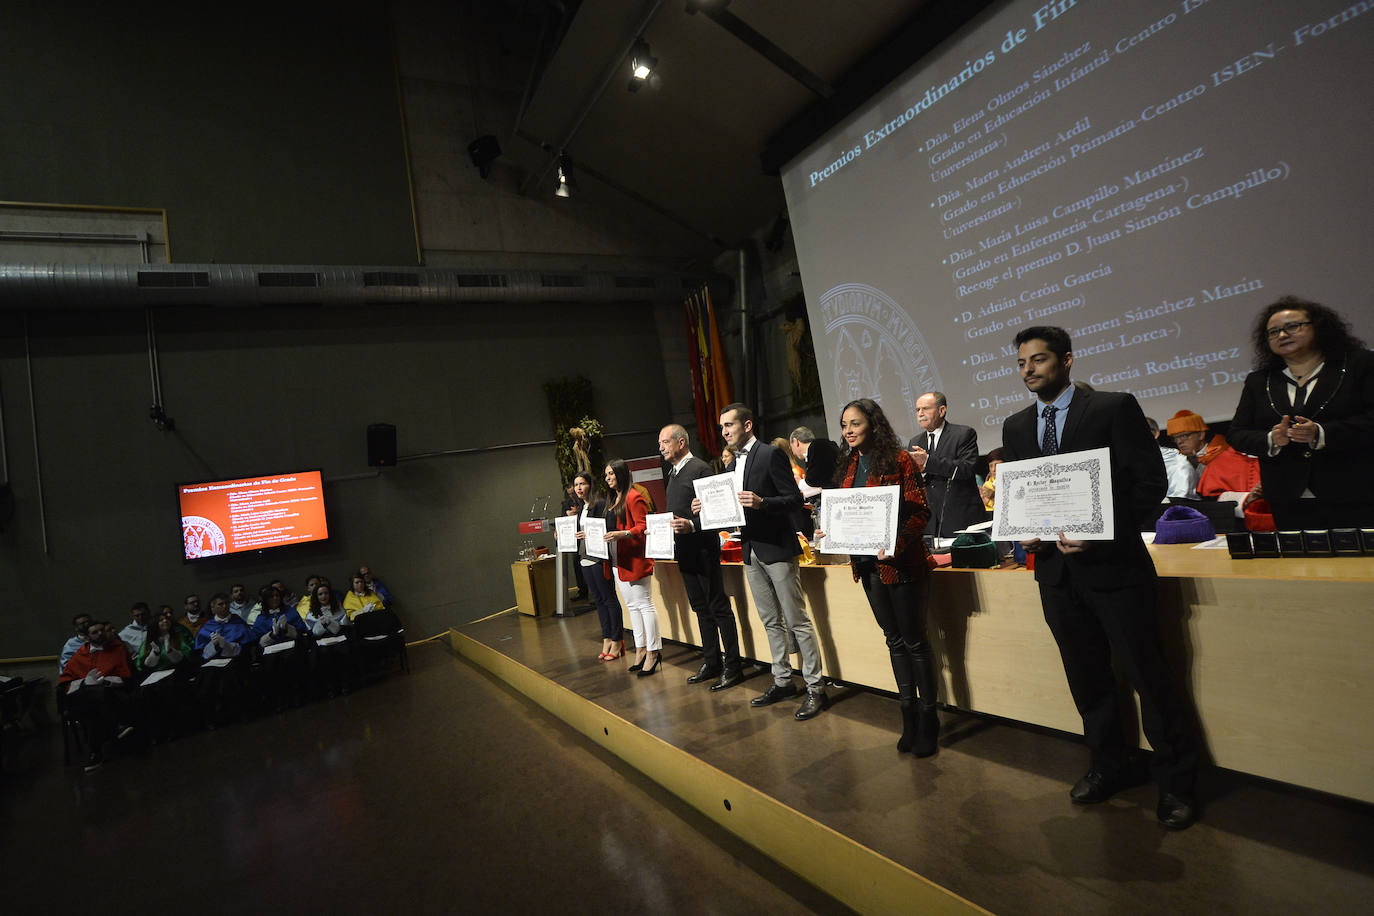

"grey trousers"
[744,553,823,690]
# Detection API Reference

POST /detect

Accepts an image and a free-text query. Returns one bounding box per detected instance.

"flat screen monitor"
[178,469,329,561]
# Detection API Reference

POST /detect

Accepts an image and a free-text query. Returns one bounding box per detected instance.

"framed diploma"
[644,513,675,560]
[582,517,609,559]
[991,447,1115,541]
[819,485,900,556]
[693,472,745,530]
[554,515,578,553]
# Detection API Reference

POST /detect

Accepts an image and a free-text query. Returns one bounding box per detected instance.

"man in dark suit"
[1001,326,1199,829]
[659,424,743,690]
[907,391,986,536]
[694,403,827,720]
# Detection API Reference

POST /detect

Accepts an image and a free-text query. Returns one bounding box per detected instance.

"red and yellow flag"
[684,287,734,455]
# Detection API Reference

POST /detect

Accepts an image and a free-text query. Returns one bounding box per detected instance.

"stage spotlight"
[467,134,501,179]
[628,38,656,90]
[555,153,575,198]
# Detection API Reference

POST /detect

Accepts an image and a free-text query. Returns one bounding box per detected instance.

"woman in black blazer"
[1228,296,1374,529]
[572,471,623,660]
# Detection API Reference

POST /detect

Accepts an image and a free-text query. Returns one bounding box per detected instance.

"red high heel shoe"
[603,640,624,661]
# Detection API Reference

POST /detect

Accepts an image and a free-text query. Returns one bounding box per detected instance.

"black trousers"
[680,544,739,670]
[859,570,938,707]
[583,562,622,641]
[1039,574,1198,794]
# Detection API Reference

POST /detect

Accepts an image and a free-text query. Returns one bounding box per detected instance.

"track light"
[555,153,575,198]
[628,38,656,91]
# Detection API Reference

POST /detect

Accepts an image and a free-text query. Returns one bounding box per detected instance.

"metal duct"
[0,263,714,309]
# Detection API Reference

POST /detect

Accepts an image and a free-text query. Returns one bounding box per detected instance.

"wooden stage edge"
[447,626,989,916]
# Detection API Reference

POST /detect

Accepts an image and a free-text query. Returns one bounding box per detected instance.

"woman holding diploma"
[820,398,939,755]
[572,470,623,660]
[603,459,661,675]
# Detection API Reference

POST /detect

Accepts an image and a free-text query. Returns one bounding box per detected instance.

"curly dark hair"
[833,398,903,483]
[1252,295,1366,370]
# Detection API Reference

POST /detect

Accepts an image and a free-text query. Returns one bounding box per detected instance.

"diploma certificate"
[644,513,675,560]
[693,472,745,530]
[582,517,609,559]
[554,515,578,553]
[819,485,900,556]
[991,447,1115,541]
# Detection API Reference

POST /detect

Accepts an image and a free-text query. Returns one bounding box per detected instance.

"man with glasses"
[1164,410,1260,499]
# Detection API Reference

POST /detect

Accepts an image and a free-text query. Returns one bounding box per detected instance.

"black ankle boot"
[897,702,918,753]
[913,705,940,757]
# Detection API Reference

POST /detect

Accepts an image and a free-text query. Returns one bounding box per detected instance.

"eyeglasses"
[1266,320,1312,339]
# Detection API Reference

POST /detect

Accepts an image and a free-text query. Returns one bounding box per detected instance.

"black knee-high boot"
[909,639,940,757]
[889,646,918,752]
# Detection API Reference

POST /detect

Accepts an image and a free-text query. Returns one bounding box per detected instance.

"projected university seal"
[820,283,943,436]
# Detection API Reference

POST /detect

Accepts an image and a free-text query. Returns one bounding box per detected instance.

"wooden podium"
[510,556,557,616]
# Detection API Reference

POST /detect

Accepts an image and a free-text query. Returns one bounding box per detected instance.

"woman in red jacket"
[603,459,661,676]
[822,398,939,755]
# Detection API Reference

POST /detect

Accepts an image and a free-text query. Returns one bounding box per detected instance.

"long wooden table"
[634,548,1374,804]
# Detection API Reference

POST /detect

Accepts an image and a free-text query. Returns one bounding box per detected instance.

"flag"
[684,287,734,454]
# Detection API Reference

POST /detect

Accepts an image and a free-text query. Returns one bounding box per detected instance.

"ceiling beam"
[686,0,833,99]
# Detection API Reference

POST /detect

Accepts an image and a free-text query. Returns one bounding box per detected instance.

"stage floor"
[457,608,1374,915]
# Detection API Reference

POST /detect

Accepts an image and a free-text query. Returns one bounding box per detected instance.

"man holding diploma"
[694,403,827,720]
[660,424,743,690]
[1001,326,1199,830]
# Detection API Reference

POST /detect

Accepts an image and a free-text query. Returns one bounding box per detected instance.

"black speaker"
[367,423,397,467]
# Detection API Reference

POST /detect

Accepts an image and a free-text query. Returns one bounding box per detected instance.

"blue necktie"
[1041,405,1059,455]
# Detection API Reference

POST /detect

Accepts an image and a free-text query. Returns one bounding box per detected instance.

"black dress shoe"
[709,668,743,691]
[794,690,830,720]
[750,682,798,707]
[1157,792,1199,830]
[1070,767,1143,804]
[687,663,723,685]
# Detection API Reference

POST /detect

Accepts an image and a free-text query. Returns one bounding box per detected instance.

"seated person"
[1149,416,1197,498]
[178,594,209,640]
[195,594,253,660]
[270,579,297,612]
[343,574,386,620]
[253,585,305,647]
[300,583,354,695]
[194,594,254,726]
[1165,410,1261,500]
[118,602,152,657]
[227,583,253,621]
[59,621,137,771]
[359,566,392,604]
[59,613,93,673]
[137,608,195,742]
[249,585,307,712]
[137,609,194,673]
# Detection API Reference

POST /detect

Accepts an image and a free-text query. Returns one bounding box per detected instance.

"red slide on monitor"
[179,470,329,560]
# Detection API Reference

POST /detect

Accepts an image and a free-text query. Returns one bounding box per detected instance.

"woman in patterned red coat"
[822,398,940,756]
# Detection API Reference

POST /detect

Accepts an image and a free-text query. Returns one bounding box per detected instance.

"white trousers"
[614,570,660,651]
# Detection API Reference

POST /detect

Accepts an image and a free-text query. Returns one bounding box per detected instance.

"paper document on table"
[992,447,1115,541]
[819,486,900,556]
[583,517,609,559]
[202,658,233,668]
[141,669,175,687]
[644,513,675,560]
[693,472,745,530]
[555,515,578,553]
[263,640,295,655]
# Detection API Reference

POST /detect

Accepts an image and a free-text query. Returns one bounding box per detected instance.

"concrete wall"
[0,300,669,656]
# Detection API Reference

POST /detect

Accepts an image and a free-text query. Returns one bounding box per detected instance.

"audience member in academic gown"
[194,593,254,725]
[117,603,152,657]
[60,621,138,771]
[136,608,195,742]
[178,594,209,641]
[59,613,94,673]
[250,585,306,711]
[359,567,392,604]
[227,583,253,621]
[343,574,386,620]
[301,583,355,695]
[1166,410,1261,500]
